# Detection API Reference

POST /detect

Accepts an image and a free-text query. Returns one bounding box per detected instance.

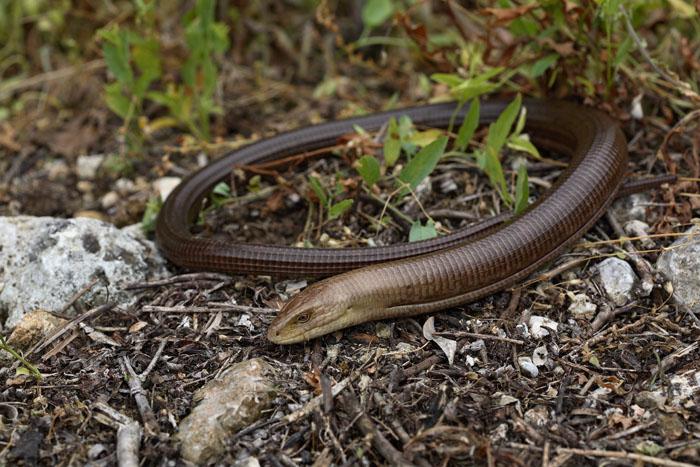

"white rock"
[153,177,182,201]
[528,315,558,338]
[76,154,104,180]
[114,177,135,193]
[568,293,597,318]
[518,357,539,377]
[596,258,637,306]
[101,191,120,209]
[657,225,700,314]
[532,345,549,366]
[630,94,644,120]
[0,216,168,328]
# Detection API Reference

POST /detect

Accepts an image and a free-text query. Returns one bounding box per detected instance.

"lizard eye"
[296,311,311,323]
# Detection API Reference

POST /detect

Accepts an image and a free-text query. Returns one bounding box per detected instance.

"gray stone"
[596,258,637,306]
[0,216,168,328]
[657,225,700,314]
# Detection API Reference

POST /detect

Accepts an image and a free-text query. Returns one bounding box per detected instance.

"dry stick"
[140,339,169,382]
[93,402,142,467]
[142,304,278,314]
[116,423,142,467]
[434,331,524,345]
[336,387,416,467]
[124,272,232,289]
[557,447,697,467]
[120,357,160,436]
[586,301,638,337]
[602,420,657,441]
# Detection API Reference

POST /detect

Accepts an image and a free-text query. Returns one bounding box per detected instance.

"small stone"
[568,293,597,318]
[5,310,66,351]
[101,191,120,210]
[532,345,549,366]
[596,258,637,306]
[76,154,105,180]
[439,177,458,194]
[114,178,135,193]
[178,359,276,464]
[153,177,181,201]
[518,357,539,377]
[528,316,558,338]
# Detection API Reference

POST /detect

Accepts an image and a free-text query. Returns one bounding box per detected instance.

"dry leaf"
[479,3,540,27]
[423,317,456,366]
[129,321,149,333]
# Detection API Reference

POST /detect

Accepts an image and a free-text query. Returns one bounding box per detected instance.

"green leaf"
[102,41,133,85]
[469,67,505,84]
[589,355,601,368]
[132,39,162,96]
[104,82,132,118]
[514,106,527,135]
[635,441,664,456]
[309,176,328,206]
[514,164,530,215]
[361,0,395,29]
[408,129,444,147]
[430,73,464,88]
[452,81,499,103]
[487,94,521,155]
[212,182,231,197]
[613,36,634,68]
[15,367,31,377]
[531,53,559,78]
[409,219,437,242]
[329,199,354,220]
[247,175,262,192]
[441,67,505,103]
[507,136,541,159]
[383,117,401,166]
[398,136,448,195]
[455,98,480,151]
[484,145,512,205]
[356,155,381,188]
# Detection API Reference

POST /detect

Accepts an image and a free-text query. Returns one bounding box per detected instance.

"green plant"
[98,0,229,142]
[308,175,354,221]
[148,0,229,141]
[349,94,538,243]
[98,25,162,126]
[0,335,43,381]
[141,196,163,234]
